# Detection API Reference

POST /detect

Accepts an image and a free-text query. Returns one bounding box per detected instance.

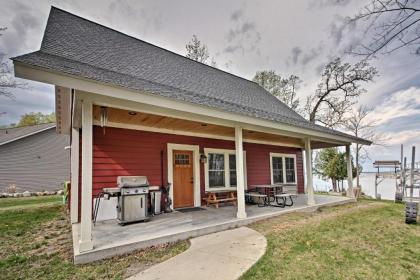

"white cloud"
[366,87,420,126]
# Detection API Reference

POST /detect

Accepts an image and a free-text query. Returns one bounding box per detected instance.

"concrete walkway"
[129,227,267,280]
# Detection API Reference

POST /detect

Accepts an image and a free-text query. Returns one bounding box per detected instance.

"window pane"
[229,171,237,187]
[175,154,190,165]
[209,171,225,187]
[209,153,224,170]
[229,154,236,170]
[272,157,283,183]
[285,157,295,183]
[229,154,236,187]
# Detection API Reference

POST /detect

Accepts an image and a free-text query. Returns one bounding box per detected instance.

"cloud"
[366,87,420,126]
[230,9,243,21]
[309,0,352,8]
[226,22,256,42]
[0,81,55,126]
[301,44,324,66]
[290,47,303,65]
[224,6,261,56]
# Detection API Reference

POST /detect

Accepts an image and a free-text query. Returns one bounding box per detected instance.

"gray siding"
[0,128,70,192]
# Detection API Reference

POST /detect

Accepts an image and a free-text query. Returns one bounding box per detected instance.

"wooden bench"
[245,192,268,207]
[274,193,298,207]
[205,191,237,208]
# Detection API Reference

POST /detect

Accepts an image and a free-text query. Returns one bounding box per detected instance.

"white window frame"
[204,148,247,191]
[270,153,297,185]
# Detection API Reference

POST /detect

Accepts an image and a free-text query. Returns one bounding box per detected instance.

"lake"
[314,173,419,200]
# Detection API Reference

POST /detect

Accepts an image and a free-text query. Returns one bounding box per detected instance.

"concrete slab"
[128,227,267,280]
[73,194,355,264]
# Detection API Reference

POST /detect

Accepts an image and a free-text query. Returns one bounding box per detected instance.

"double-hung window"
[204,148,246,191]
[270,153,297,185]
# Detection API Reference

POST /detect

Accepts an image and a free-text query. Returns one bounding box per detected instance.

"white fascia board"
[14,62,364,145]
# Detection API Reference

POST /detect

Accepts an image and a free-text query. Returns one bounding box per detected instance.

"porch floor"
[72,194,354,264]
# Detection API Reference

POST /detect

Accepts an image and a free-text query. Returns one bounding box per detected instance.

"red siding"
[80,126,304,199]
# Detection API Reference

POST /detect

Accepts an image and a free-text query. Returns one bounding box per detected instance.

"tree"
[186,35,210,64]
[315,147,356,192]
[305,57,377,128]
[315,148,340,192]
[343,106,385,190]
[1,27,26,99]
[252,70,302,110]
[17,112,55,127]
[349,0,420,58]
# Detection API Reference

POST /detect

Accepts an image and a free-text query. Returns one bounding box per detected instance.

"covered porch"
[73,194,354,264]
[64,88,359,261]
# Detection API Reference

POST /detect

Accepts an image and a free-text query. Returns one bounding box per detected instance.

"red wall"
[86,126,304,197]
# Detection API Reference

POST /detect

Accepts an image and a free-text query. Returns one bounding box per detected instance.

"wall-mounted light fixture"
[128,111,137,116]
[200,154,207,164]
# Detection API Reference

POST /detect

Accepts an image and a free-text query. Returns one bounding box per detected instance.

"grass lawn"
[242,200,420,280]
[1,197,419,280]
[0,197,188,280]
[0,195,62,211]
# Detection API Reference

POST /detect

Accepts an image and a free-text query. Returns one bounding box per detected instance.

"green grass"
[2,196,419,279]
[0,197,188,280]
[242,200,420,280]
[0,195,62,211]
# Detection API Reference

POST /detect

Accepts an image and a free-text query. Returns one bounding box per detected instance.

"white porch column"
[345,145,355,198]
[304,138,316,205]
[235,126,247,219]
[79,99,93,252]
[70,128,79,224]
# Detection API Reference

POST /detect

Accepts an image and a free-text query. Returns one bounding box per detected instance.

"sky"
[0,0,419,171]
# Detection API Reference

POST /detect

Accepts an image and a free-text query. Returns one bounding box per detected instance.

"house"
[0,123,69,193]
[12,7,371,263]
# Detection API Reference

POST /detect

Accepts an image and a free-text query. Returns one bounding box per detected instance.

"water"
[313,173,419,200]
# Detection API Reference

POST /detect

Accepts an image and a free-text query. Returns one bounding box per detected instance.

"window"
[208,153,225,188]
[175,153,190,165]
[270,153,297,184]
[272,156,283,184]
[204,148,247,191]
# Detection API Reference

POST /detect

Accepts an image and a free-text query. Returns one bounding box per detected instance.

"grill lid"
[117,176,149,187]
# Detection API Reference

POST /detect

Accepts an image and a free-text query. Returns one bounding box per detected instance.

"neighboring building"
[12,7,370,262]
[0,123,70,192]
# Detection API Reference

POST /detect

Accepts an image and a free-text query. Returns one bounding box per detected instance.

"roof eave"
[12,60,371,147]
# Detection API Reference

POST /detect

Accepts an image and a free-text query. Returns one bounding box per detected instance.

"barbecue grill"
[116,176,150,224]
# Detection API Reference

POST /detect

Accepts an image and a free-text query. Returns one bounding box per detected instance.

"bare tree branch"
[0,27,27,99]
[348,0,420,58]
[306,57,377,128]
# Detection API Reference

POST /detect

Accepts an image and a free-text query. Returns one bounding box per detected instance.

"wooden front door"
[173,150,194,208]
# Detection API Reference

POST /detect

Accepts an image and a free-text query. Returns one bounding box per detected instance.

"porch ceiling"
[92,106,307,147]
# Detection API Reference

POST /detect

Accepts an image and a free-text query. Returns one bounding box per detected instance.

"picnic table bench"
[247,184,297,208]
[274,193,298,207]
[204,190,237,208]
[245,192,268,207]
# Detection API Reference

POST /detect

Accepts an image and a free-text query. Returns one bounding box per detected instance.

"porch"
[72,194,354,264]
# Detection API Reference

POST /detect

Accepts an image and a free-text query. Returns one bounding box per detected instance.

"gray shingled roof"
[12,7,370,145]
[0,123,56,146]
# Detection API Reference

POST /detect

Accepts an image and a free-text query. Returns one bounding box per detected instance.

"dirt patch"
[28,209,73,260]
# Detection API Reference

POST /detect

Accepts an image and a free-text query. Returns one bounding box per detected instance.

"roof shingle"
[12,7,370,145]
[0,123,56,146]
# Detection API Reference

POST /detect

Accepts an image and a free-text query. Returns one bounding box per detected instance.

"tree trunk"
[332,178,337,192]
[356,144,361,191]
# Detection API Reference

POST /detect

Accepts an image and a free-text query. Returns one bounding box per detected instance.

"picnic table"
[204,190,237,208]
[251,184,284,198]
[247,184,297,208]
